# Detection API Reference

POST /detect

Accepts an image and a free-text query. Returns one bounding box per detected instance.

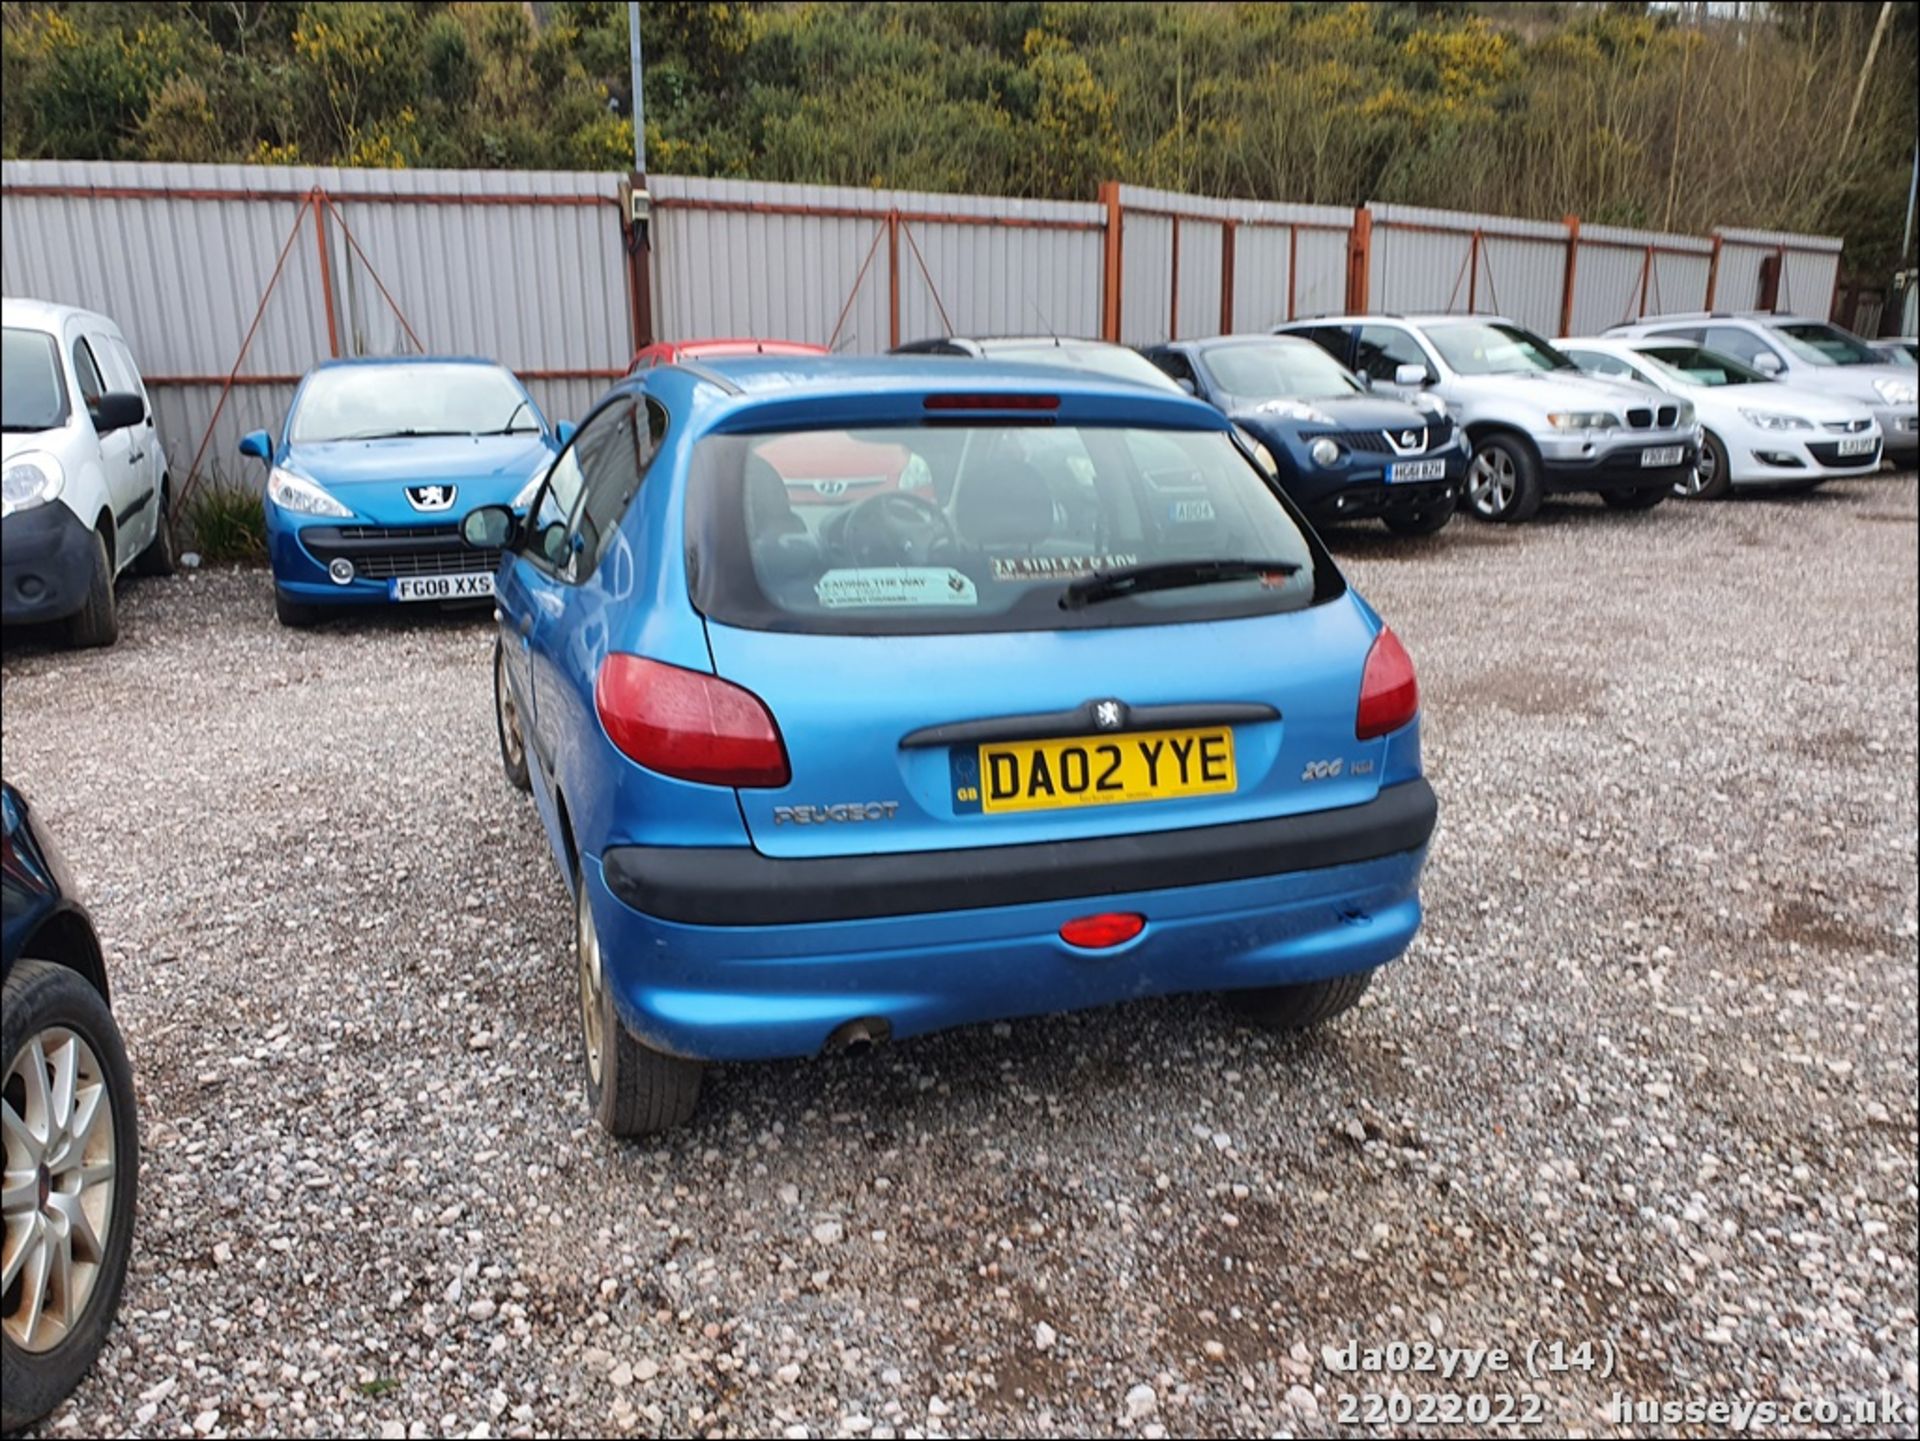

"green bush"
[183,482,268,566]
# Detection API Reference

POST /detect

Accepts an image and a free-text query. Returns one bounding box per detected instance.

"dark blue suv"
[1143,336,1467,536]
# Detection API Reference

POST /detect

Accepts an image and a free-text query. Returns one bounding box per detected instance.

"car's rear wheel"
[1675,431,1732,500]
[1228,969,1374,1031]
[273,592,327,629]
[1464,436,1542,523]
[1,961,139,1434]
[1383,494,1457,536]
[494,641,531,792]
[576,867,703,1136]
[133,483,177,577]
[65,531,119,649]
[1601,485,1668,511]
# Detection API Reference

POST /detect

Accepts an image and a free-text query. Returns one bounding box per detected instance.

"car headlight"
[1,452,64,518]
[1232,426,1278,476]
[512,471,545,510]
[1547,411,1621,432]
[1414,391,1448,418]
[1873,377,1916,406]
[266,467,352,518]
[1309,437,1340,467]
[1738,410,1812,431]
[1674,400,1696,427]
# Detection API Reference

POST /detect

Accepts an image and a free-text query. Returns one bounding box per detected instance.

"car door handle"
[128,448,145,463]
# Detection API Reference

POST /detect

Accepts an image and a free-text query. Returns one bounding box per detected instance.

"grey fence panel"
[1567,243,1645,335]
[1293,228,1350,320]
[648,175,1104,352]
[1232,225,1292,331]
[1567,226,1714,333]
[1119,212,1174,346]
[1172,219,1225,339]
[1370,221,1473,315]
[1478,234,1565,334]
[1711,228,1842,316]
[1368,205,1568,324]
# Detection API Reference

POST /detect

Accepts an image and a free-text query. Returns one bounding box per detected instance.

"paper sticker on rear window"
[814,568,978,609]
[1168,498,1216,522]
[990,554,1139,582]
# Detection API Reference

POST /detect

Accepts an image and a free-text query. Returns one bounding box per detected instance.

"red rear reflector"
[595,653,790,788]
[923,393,1061,411]
[1059,913,1146,949]
[1355,626,1419,740]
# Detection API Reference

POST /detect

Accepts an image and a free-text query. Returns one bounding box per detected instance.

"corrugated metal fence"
[0,158,1848,497]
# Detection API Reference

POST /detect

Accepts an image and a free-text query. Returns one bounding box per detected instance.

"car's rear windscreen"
[686,424,1339,635]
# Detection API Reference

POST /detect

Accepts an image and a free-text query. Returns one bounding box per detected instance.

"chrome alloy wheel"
[576,888,606,1089]
[1467,446,1517,516]
[1677,446,1714,497]
[2,1027,117,1353]
[496,648,526,775]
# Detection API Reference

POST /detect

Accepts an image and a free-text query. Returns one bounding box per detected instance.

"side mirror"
[555,420,577,447]
[1394,363,1430,388]
[1752,351,1783,376]
[1175,377,1197,396]
[90,391,146,435]
[461,505,518,551]
[239,429,273,462]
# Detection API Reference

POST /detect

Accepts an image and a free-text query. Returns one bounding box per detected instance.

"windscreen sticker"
[990,553,1139,582]
[814,568,978,608]
[1168,498,1216,522]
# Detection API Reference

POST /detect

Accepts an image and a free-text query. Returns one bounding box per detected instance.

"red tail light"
[595,654,790,787]
[1355,627,1418,739]
[1059,912,1146,949]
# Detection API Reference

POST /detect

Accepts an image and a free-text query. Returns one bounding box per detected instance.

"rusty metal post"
[312,190,340,357]
[1287,226,1299,320]
[1219,220,1237,333]
[1705,234,1722,310]
[1347,208,1372,313]
[1467,230,1481,313]
[1638,246,1653,317]
[1168,216,1181,340]
[1100,181,1123,342]
[887,211,901,348]
[1559,215,1580,336]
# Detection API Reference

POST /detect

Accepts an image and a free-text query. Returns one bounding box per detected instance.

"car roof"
[1276,313,1520,328]
[2,296,119,333]
[1178,333,1325,350]
[894,335,1134,354]
[667,339,828,358]
[307,355,505,371]
[637,354,1232,430]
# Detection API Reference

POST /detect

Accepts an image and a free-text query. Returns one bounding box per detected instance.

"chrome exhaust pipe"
[826,1017,890,1055]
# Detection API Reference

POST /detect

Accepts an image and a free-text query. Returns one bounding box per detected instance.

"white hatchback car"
[2,298,174,646]
[1558,336,1884,499]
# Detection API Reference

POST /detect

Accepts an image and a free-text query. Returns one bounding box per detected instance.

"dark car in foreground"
[1143,336,1465,535]
[1,782,138,1433]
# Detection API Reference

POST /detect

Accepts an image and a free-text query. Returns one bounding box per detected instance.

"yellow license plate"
[973,727,1236,814]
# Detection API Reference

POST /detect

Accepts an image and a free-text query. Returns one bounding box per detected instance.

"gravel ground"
[3,475,1916,1440]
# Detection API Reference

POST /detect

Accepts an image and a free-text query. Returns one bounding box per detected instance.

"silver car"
[1274,315,1699,523]
[1605,313,1917,469]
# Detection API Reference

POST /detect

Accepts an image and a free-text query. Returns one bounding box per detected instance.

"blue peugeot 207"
[1142,335,1467,536]
[239,357,566,627]
[458,356,1437,1134]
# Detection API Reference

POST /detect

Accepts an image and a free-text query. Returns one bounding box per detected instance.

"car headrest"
[954,459,1054,548]
[744,454,804,537]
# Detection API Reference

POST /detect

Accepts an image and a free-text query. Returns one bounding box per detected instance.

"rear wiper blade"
[1059,558,1301,610]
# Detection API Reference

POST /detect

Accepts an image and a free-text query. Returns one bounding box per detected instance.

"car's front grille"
[299,524,500,580]
[1325,421,1445,455]
[1807,440,1881,468]
[1823,419,1872,434]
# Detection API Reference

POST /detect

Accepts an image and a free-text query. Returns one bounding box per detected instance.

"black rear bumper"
[603,777,1438,926]
[1305,478,1458,524]
[1542,441,1698,494]
[2,503,97,626]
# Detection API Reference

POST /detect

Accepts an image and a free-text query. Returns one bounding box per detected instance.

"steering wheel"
[838,491,956,565]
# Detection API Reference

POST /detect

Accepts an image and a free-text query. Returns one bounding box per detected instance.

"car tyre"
[133,483,177,577]
[65,531,119,649]
[576,868,703,1136]
[1383,494,1457,536]
[1,961,140,1435]
[1675,431,1732,500]
[1464,435,1542,523]
[1228,969,1374,1031]
[1601,486,1668,511]
[494,641,532,792]
[273,592,328,629]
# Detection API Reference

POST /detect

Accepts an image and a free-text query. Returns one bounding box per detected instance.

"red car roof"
[629,338,827,369]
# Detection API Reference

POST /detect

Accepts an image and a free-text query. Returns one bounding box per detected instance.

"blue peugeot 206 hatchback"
[459,356,1437,1134]
[239,357,566,627]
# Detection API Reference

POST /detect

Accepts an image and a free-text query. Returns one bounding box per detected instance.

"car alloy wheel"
[2,1027,118,1353]
[576,884,606,1089]
[1678,448,1713,497]
[496,649,526,776]
[1467,447,1516,517]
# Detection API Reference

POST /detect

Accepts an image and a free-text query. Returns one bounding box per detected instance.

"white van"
[2,298,174,646]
